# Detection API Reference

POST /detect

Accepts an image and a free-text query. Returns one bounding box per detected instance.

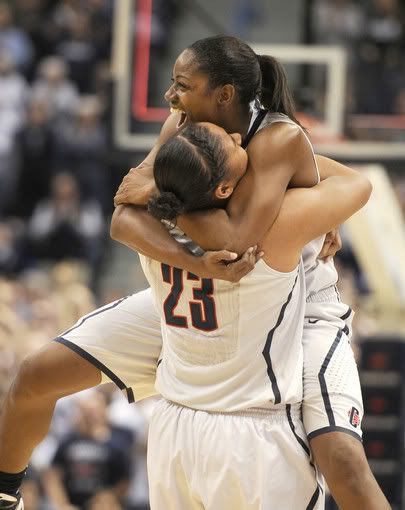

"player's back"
[140,254,305,412]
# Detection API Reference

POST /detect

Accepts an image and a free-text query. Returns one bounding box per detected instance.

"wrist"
[179,250,202,275]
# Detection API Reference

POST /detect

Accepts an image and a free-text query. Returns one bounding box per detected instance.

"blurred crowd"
[0,1,155,508]
[0,0,114,279]
[309,0,405,139]
[0,260,154,510]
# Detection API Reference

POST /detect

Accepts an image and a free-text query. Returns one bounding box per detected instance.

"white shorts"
[147,399,324,510]
[56,287,363,442]
[55,289,161,402]
[303,292,363,441]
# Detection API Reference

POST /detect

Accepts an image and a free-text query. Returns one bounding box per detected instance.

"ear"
[214,183,233,200]
[217,84,235,107]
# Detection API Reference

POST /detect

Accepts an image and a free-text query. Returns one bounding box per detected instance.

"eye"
[170,78,188,91]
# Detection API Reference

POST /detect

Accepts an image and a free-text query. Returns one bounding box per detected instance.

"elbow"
[110,205,127,241]
[222,235,249,256]
[359,175,373,208]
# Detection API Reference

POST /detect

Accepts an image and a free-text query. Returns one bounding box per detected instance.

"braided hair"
[148,124,228,222]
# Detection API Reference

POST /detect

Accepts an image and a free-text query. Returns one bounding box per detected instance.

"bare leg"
[310,432,391,510]
[0,342,102,473]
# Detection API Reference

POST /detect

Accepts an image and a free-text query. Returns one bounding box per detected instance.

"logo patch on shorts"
[348,407,361,428]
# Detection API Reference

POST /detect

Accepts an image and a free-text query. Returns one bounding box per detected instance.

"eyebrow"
[174,74,190,81]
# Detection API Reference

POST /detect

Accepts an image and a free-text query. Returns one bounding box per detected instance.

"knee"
[11,352,53,404]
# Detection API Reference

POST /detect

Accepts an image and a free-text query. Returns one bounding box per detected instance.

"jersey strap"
[242,109,268,149]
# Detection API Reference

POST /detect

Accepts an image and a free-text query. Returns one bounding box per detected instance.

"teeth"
[171,107,183,114]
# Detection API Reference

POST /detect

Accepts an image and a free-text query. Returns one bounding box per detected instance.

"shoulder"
[247,121,310,167]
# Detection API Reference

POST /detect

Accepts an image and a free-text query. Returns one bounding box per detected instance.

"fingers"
[113,192,124,207]
[229,246,263,282]
[318,241,332,259]
[214,250,238,262]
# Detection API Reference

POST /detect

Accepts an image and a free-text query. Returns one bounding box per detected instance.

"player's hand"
[114,168,157,207]
[197,246,264,282]
[318,228,342,261]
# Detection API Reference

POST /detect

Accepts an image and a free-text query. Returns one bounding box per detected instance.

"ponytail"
[256,54,301,125]
[148,191,185,223]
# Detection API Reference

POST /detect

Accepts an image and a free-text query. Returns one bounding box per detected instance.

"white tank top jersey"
[139,110,337,412]
[252,108,339,300]
[140,254,306,412]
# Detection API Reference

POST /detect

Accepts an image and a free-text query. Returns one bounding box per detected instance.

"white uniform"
[250,108,364,440]
[302,237,363,440]
[140,251,323,509]
[140,255,306,412]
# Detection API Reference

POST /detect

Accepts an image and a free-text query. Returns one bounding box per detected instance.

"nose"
[231,133,242,146]
[164,84,176,103]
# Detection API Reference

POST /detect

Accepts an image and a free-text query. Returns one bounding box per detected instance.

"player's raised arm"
[264,166,372,271]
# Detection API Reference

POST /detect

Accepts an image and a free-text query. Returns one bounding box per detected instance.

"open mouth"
[170,107,188,129]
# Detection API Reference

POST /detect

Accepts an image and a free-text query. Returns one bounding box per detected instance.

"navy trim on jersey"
[62,296,129,336]
[286,404,310,456]
[340,307,352,337]
[54,336,135,404]
[318,329,343,426]
[307,426,362,443]
[262,274,298,404]
[242,109,268,149]
[306,486,321,510]
[334,285,341,302]
[286,405,321,509]
[126,387,135,403]
[339,307,352,321]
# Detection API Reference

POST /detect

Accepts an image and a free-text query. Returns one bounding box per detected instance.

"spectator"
[44,391,131,510]
[311,0,365,48]
[0,1,35,74]
[53,96,110,213]
[56,9,98,93]
[27,172,105,266]
[13,0,51,70]
[0,219,25,274]
[0,49,28,215]
[50,0,82,35]
[310,0,365,117]
[108,394,153,510]
[15,99,54,218]
[20,468,46,510]
[355,0,405,113]
[31,56,79,121]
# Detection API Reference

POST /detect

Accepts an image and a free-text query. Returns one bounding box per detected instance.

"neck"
[218,103,252,138]
[210,196,229,209]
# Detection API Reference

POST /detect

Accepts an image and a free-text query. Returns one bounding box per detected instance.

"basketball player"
[134,120,370,508]
[0,36,389,509]
[112,37,390,509]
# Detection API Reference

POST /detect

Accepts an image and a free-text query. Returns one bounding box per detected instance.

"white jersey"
[250,107,339,301]
[140,254,306,412]
[302,237,339,300]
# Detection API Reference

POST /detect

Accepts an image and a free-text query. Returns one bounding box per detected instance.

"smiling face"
[164,49,226,128]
